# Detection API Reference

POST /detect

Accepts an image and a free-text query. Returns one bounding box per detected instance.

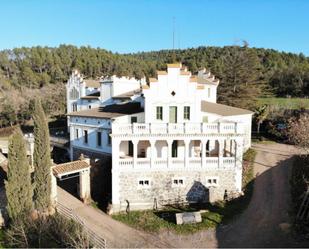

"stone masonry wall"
[72,147,111,161]
[116,169,237,211]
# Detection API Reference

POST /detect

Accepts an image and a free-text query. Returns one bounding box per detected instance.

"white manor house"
[66,63,253,212]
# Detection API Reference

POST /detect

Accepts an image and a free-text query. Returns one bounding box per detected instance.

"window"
[138,179,150,188]
[75,129,79,139]
[208,88,211,98]
[84,130,88,144]
[131,116,137,123]
[72,103,77,112]
[203,116,209,123]
[70,87,79,100]
[172,178,185,187]
[156,106,163,120]
[88,105,91,109]
[107,131,111,145]
[184,106,190,120]
[206,177,218,187]
[97,131,102,147]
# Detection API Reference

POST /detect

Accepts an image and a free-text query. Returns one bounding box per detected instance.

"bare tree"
[287,113,309,154]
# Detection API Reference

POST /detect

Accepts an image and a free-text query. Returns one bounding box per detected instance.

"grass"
[252,136,277,144]
[257,97,309,109]
[113,149,257,234]
[113,206,222,234]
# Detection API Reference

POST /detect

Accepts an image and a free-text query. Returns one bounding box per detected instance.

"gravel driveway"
[58,143,309,248]
[158,143,308,248]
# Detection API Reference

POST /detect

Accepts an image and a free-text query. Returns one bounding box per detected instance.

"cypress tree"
[5,128,33,220]
[32,99,52,212]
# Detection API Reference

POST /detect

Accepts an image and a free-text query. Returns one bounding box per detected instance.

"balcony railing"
[118,157,235,170]
[112,122,243,136]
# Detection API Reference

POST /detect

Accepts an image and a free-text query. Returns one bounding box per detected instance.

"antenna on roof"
[172,16,175,49]
[171,16,177,63]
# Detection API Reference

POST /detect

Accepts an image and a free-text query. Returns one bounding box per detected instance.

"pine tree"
[32,99,52,212]
[217,46,264,109]
[5,128,33,220]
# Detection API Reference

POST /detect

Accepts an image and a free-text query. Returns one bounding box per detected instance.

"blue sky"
[1,0,309,54]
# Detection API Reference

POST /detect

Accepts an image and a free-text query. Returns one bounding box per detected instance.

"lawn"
[113,149,257,234]
[257,97,309,109]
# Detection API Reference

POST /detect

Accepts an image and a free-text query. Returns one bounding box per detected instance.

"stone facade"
[114,169,237,212]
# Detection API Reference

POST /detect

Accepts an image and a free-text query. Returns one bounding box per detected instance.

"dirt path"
[58,143,308,248]
[57,187,173,248]
[216,143,301,248]
[159,143,305,248]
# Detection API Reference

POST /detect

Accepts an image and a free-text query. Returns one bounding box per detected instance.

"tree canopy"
[0,44,309,127]
[5,128,33,220]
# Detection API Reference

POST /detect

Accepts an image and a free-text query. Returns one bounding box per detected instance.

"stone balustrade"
[118,156,236,170]
[112,122,244,136]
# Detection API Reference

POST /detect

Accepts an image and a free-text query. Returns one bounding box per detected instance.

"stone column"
[133,140,138,168]
[235,138,244,192]
[218,139,224,168]
[111,138,120,213]
[150,140,156,168]
[167,140,172,168]
[184,140,190,168]
[79,169,91,203]
[201,140,206,168]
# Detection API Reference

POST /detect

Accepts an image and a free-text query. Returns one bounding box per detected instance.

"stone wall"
[115,169,238,211]
[72,146,111,162]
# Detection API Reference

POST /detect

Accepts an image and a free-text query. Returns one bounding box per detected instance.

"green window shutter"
[184,106,190,120]
[156,106,163,120]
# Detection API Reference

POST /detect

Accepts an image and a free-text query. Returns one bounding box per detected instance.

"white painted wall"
[143,66,218,124]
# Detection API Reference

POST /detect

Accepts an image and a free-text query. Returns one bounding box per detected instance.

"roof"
[201,101,253,116]
[81,91,100,100]
[167,63,182,68]
[112,89,141,99]
[52,160,90,177]
[67,102,144,119]
[84,79,100,88]
[197,77,220,86]
[81,96,99,100]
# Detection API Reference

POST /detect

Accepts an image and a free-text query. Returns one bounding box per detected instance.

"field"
[257,97,309,109]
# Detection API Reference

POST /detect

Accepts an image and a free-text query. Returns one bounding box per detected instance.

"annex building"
[66,63,253,212]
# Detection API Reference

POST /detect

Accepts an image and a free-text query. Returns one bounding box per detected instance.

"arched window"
[70,87,79,100]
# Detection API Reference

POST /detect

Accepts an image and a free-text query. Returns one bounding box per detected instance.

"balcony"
[118,156,236,170]
[112,122,244,136]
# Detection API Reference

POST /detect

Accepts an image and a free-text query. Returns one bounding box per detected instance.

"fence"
[56,202,106,248]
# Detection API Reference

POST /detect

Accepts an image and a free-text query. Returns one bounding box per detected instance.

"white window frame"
[83,129,88,145]
[137,178,151,189]
[75,128,79,139]
[206,177,219,187]
[172,177,185,187]
[106,131,111,146]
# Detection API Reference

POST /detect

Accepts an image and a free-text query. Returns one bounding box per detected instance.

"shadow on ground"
[215,154,309,248]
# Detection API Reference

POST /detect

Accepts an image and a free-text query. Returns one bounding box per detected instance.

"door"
[172,140,178,157]
[169,106,177,123]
